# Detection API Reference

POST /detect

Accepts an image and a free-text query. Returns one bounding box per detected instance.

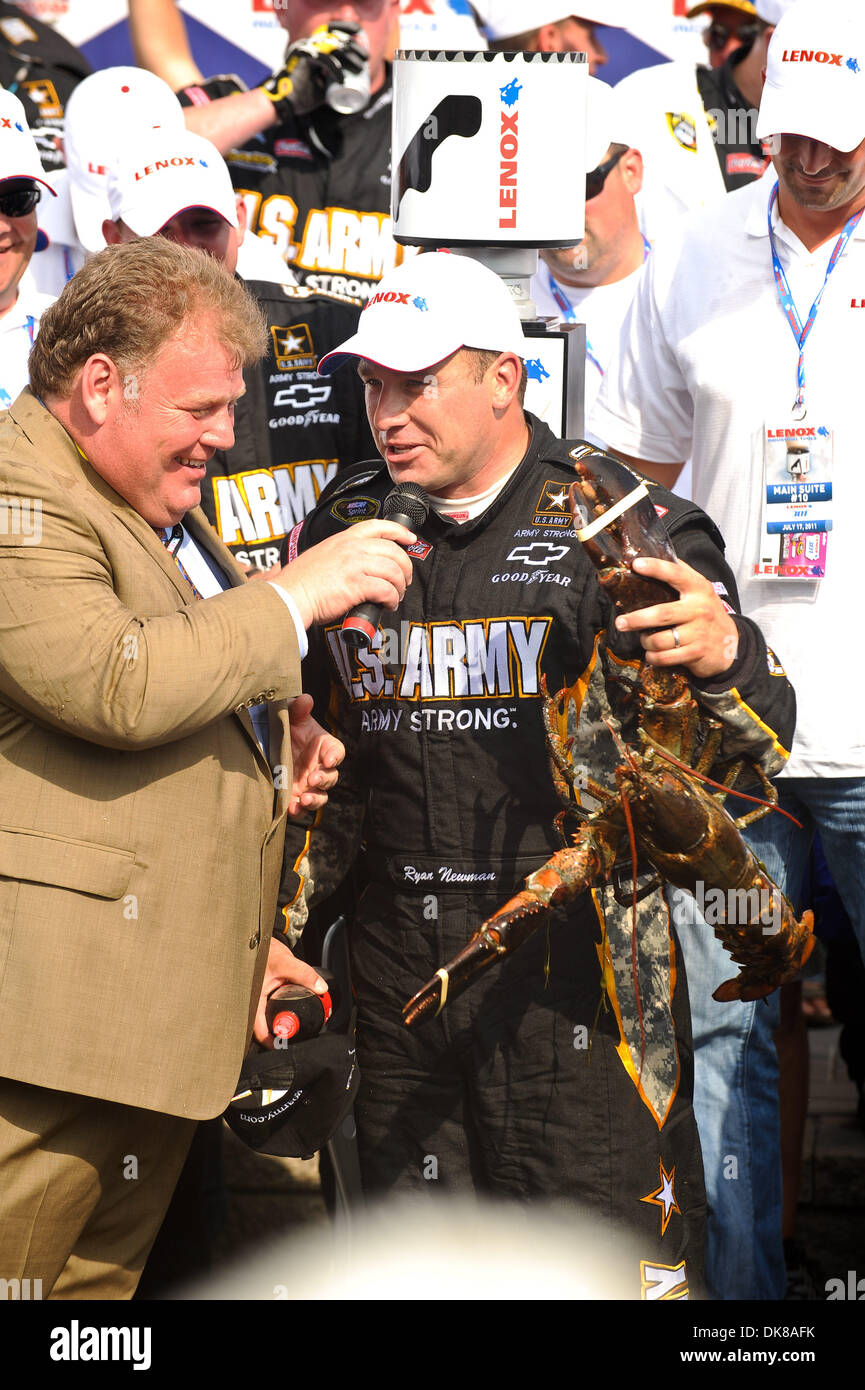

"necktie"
[156,523,270,759]
[156,524,204,600]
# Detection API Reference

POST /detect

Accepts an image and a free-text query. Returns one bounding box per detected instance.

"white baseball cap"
[108,129,238,236]
[0,89,56,194]
[754,1,798,25]
[64,66,186,251]
[317,252,526,375]
[479,3,632,41]
[756,1,865,152]
[585,75,639,168]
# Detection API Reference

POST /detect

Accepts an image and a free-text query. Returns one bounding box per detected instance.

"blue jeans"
[744,777,865,964]
[673,775,865,1298]
[674,892,784,1301]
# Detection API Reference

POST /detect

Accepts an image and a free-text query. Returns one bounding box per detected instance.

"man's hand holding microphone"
[269,483,430,634]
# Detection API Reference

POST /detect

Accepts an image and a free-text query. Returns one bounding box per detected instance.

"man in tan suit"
[0,237,415,1298]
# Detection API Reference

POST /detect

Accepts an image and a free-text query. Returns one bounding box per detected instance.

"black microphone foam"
[341,482,430,648]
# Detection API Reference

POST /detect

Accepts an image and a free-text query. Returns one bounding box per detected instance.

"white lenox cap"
[108,129,238,235]
[756,1,865,152]
[479,2,632,41]
[64,67,186,251]
[317,252,526,375]
[0,89,56,194]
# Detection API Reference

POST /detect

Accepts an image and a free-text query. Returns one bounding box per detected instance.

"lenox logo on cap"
[0,117,24,132]
[133,155,207,181]
[780,48,861,71]
[364,290,431,312]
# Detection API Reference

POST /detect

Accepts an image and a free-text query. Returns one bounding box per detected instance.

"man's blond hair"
[29,238,268,401]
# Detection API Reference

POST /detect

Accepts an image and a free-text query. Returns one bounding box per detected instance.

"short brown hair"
[465,347,528,406]
[29,238,268,402]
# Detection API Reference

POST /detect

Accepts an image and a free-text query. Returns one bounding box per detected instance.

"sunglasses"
[0,184,40,218]
[705,20,760,52]
[586,148,625,200]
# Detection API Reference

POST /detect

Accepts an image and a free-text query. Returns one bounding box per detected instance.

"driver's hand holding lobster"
[614,556,739,679]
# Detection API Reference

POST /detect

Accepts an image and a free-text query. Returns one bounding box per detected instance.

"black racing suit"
[695,47,771,190]
[281,418,796,1298]
[180,72,406,301]
[0,2,90,173]
[199,279,374,572]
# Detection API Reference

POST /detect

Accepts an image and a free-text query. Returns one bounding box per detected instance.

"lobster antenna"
[602,714,638,772]
[648,745,804,828]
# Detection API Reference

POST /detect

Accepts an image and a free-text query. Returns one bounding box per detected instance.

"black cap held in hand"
[341,482,430,649]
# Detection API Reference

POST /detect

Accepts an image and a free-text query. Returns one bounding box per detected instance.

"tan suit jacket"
[0,391,303,1118]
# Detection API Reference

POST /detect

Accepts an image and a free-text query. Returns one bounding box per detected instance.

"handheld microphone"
[341,482,430,648]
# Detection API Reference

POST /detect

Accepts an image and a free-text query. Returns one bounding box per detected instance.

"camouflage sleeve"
[691,617,794,779]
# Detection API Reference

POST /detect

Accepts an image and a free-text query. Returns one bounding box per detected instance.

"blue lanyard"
[767,180,862,417]
[545,237,651,378]
[0,317,38,405]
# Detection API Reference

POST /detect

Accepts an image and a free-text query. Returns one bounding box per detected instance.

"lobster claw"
[402,836,619,1029]
[568,447,679,612]
[401,890,552,1029]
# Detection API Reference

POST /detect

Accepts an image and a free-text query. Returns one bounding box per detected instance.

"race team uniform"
[282,416,796,1298]
[199,279,375,572]
[180,72,413,300]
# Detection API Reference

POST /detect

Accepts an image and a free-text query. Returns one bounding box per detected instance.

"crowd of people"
[0,0,861,1303]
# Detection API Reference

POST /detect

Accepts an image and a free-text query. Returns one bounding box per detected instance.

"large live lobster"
[402,449,814,1032]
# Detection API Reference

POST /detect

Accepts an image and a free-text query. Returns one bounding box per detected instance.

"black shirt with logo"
[199,278,375,572]
[180,72,403,302]
[695,47,770,191]
[0,2,91,172]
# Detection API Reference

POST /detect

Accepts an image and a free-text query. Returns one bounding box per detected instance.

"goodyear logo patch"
[533,479,574,529]
[271,323,315,370]
[331,495,381,525]
[666,113,697,151]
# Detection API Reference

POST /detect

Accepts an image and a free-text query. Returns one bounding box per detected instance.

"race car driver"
[279,251,797,1297]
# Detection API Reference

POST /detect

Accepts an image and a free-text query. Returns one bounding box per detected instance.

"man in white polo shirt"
[0,90,56,409]
[591,0,865,1298]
